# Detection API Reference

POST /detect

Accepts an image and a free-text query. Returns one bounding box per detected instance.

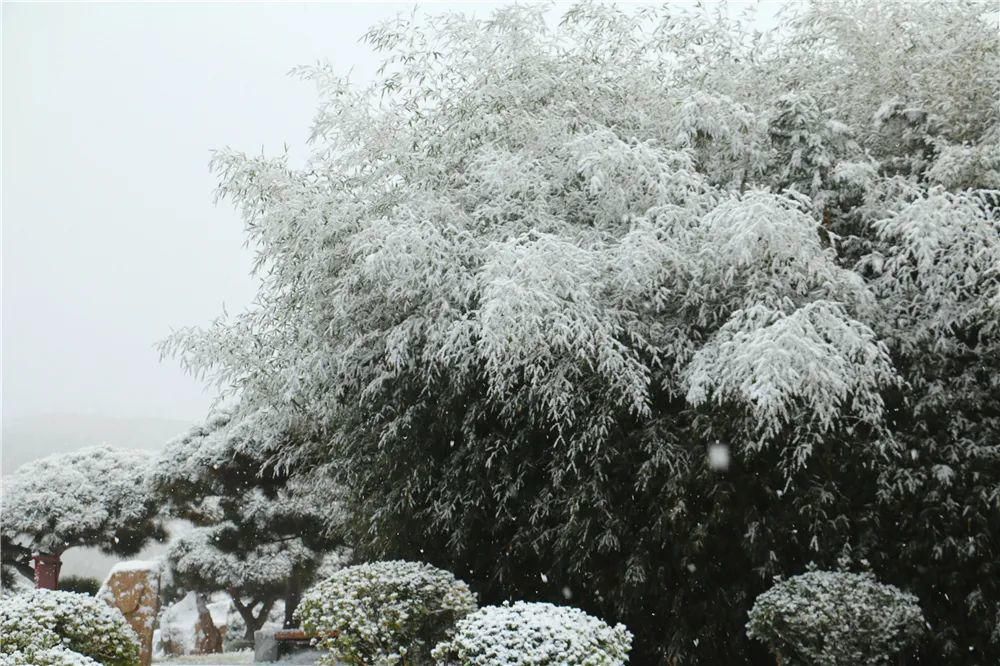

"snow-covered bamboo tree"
[161,2,999,662]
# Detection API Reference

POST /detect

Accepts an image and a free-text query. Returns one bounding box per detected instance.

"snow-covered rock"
[98,560,162,666]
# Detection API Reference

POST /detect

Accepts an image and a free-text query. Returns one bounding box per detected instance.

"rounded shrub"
[432,601,633,665]
[0,589,140,666]
[746,570,925,665]
[58,575,101,596]
[298,560,477,665]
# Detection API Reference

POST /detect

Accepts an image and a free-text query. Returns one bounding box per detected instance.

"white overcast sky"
[2,1,507,422]
[3,1,776,424]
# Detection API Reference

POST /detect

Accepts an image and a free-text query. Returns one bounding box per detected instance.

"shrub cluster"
[301,560,634,665]
[0,589,140,666]
[58,575,101,596]
[746,570,925,665]
[432,601,633,666]
[298,560,477,665]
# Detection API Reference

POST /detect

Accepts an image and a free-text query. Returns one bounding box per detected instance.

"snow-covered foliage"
[684,299,893,441]
[153,410,345,638]
[865,186,1000,354]
[746,570,925,665]
[161,1,1000,662]
[0,589,140,666]
[298,560,477,666]
[151,409,344,539]
[0,644,101,666]
[0,446,163,558]
[432,601,632,666]
[0,567,35,596]
[166,523,316,594]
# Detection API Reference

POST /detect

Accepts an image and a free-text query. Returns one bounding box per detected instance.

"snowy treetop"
[160,0,999,469]
[157,3,999,660]
[1,446,160,556]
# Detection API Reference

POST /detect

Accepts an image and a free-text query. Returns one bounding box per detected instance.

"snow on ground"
[107,559,161,573]
[153,651,326,665]
[153,653,253,665]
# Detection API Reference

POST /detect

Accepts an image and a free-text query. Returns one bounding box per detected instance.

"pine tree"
[152,411,345,637]
[1,446,165,589]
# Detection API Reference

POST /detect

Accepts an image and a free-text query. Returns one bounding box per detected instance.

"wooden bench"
[274,628,338,641]
[274,629,311,642]
[255,629,338,662]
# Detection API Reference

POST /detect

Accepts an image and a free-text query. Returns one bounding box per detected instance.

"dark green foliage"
[59,575,101,596]
[162,2,1000,664]
[325,376,956,663]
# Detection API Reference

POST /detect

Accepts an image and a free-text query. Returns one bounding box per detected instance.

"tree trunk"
[33,552,62,590]
[1,538,36,583]
[194,592,223,654]
[9,556,34,583]
[283,583,302,629]
[231,592,276,641]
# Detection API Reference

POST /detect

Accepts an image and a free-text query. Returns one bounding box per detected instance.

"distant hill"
[1,412,192,475]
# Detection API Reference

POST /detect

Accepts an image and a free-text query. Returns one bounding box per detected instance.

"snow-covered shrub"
[0,589,140,666]
[0,644,101,666]
[746,570,925,665]
[298,560,477,665]
[432,601,633,665]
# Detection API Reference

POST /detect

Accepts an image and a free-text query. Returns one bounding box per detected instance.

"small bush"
[746,570,925,665]
[0,645,101,666]
[0,589,140,666]
[0,644,102,666]
[298,560,477,665]
[59,575,101,596]
[432,601,633,665]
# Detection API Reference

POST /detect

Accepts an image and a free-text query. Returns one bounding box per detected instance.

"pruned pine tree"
[162,2,999,662]
[153,411,344,638]
[0,446,165,589]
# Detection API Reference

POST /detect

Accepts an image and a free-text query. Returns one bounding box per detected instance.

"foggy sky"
[2,2,513,423]
[3,1,774,426]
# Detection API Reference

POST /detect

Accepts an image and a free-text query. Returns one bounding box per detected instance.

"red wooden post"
[33,553,62,589]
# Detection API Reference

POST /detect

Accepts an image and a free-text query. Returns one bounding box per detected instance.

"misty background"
[2,0,776,577]
[2,1,515,577]
[4,2,526,471]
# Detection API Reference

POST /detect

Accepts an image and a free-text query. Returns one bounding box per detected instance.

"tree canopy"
[152,410,344,635]
[163,1,1000,662]
[1,446,165,586]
